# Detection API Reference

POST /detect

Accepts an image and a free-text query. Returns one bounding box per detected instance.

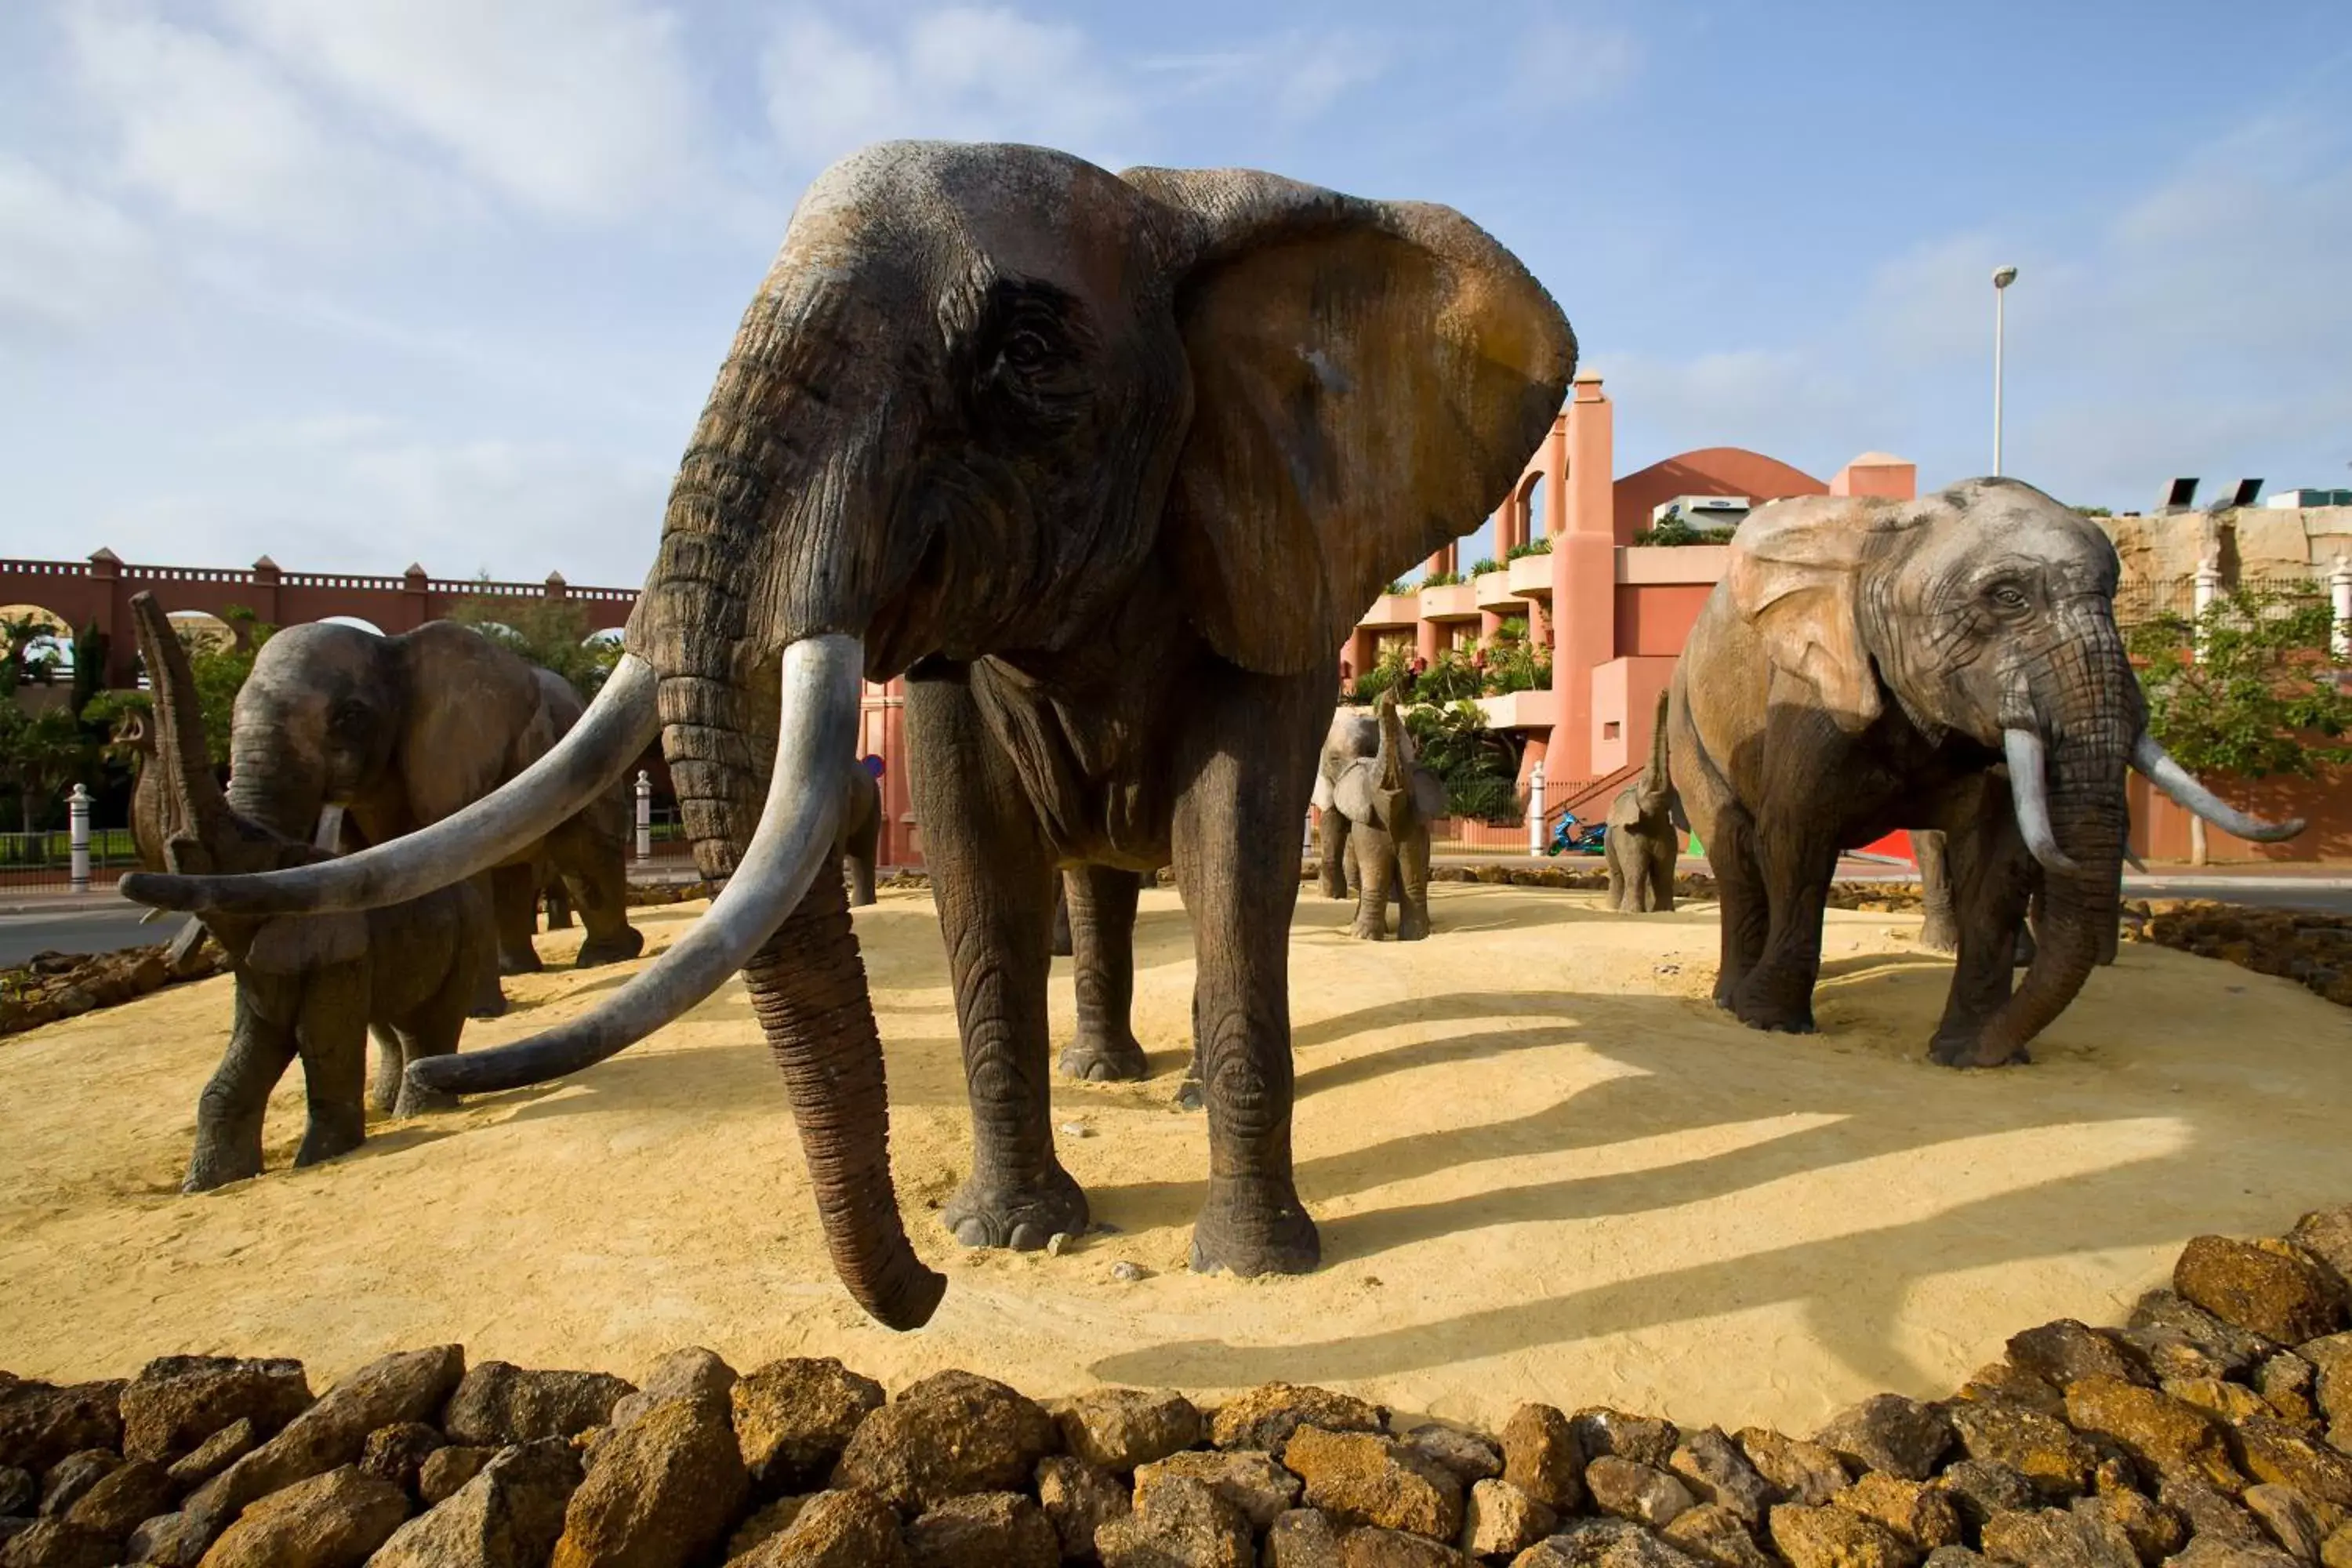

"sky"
[1,0,2347,590]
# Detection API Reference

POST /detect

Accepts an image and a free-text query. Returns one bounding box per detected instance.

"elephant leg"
[292,968,370,1168]
[1171,667,1322,1279]
[1316,809,1351,901]
[843,794,880,909]
[909,680,1086,1252]
[1605,837,1632,912]
[543,880,573,929]
[184,985,296,1192]
[1048,877,1073,957]
[1929,812,2035,1066]
[1059,866,1149,1082]
[1733,822,1837,1033]
[1647,832,1677,913]
[548,821,644,967]
[367,1023,405,1113]
[490,861,543,975]
[466,871,507,1018]
[1348,822,1395,940]
[1176,985,1205,1112]
[388,995,470,1117]
[1393,819,1432,940]
[1915,829,1960,954]
[1705,811,1770,1012]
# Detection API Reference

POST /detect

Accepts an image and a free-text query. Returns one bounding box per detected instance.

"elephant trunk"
[1639,688,1671,810]
[128,594,239,856]
[1374,693,1407,793]
[223,734,322,851]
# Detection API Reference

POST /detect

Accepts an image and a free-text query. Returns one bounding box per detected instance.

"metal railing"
[0,825,138,892]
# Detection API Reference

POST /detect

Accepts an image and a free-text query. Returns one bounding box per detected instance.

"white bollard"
[1526,764,1546,856]
[2193,550,2222,657]
[2332,554,2350,662]
[67,782,91,893]
[634,769,652,861]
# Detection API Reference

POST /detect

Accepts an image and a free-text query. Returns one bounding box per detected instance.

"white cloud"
[1511,13,1642,115]
[0,154,155,340]
[761,6,1140,168]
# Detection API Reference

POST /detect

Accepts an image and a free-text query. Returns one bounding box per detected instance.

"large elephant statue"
[126,595,492,1192]
[124,140,1576,1330]
[221,619,643,1011]
[1603,690,1679,913]
[1316,691,1444,940]
[1669,477,2299,1067]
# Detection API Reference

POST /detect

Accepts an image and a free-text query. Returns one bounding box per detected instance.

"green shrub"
[1505,538,1552,560]
[1421,570,1465,588]
[1467,557,1501,578]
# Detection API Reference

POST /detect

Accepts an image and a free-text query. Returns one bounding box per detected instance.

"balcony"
[1472,569,1519,612]
[1475,689,1556,731]
[1616,543,1730,585]
[1359,592,1418,630]
[1419,583,1479,622]
[1508,554,1554,598]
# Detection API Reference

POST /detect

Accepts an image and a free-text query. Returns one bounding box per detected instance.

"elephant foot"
[182,1143,263,1194]
[391,1082,459,1117]
[499,946,544,976]
[1347,916,1389,942]
[1929,1029,2032,1069]
[1730,984,1817,1035]
[468,996,506,1021]
[1059,1033,1149,1083]
[1918,913,1960,955]
[292,1115,366,1169]
[1317,870,1349,902]
[944,1165,1089,1251]
[575,927,646,968]
[1395,906,1431,942]
[1174,1047,1205,1112]
[1189,1179,1320,1277]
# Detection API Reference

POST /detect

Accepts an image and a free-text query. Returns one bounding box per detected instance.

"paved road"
[0,901,192,968]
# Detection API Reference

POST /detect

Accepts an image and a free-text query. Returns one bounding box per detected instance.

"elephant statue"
[837,760,882,908]
[1603,690,1679,913]
[1668,477,2299,1068]
[1317,691,1444,940]
[220,619,644,1014]
[1312,702,1410,905]
[124,139,1576,1330]
[125,594,492,1192]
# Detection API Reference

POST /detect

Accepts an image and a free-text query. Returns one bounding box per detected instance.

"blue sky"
[2,1,2346,588]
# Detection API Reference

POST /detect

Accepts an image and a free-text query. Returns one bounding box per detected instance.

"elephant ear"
[1411,767,1449,822]
[1334,762,1378,825]
[1125,167,1577,673]
[245,911,368,975]
[1725,495,1904,732]
[1310,771,1337,812]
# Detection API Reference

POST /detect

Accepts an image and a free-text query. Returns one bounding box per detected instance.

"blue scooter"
[1548,813,1608,856]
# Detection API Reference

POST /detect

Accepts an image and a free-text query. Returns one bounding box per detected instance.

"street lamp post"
[1991,265,2018,476]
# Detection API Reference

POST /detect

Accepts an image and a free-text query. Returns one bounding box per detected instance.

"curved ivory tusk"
[120,655,661,915]
[2132,733,2306,843]
[2003,728,2082,875]
[406,635,862,1097]
[311,803,347,854]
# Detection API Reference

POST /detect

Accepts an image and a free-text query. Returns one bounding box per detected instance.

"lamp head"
[1992,265,2019,289]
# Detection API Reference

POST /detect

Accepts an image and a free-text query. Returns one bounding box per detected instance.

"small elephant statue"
[1603,690,1679,913]
[1316,691,1446,940]
[127,593,492,1193]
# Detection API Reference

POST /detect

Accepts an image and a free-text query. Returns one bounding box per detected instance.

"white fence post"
[67,782,91,893]
[634,769,652,861]
[2332,554,2351,662]
[1526,764,1546,855]
[2192,549,2222,657]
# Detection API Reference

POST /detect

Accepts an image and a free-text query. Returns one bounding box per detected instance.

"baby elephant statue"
[1316,691,1446,940]
[1604,690,1680,913]
[126,593,492,1192]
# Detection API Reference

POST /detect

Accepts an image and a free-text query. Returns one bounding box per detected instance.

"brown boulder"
[1659,1502,1776,1567]
[2303,1334,2352,1431]
[2004,1322,2149,1390]
[1502,1405,1586,1511]
[1585,1456,1695,1530]
[442,1363,634,1447]
[552,1392,747,1568]
[1735,1428,1851,1508]
[832,1370,1055,1512]
[2238,1416,2352,1508]
[1399,1426,1501,1486]
[1058,1389,1203,1473]
[2161,1377,2273,1427]
[358,1422,445,1501]
[746,1489,909,1567]
[1944,1398,2097,1500]
[604,1348,735,1440]
[60,1457,171,1540]
[1036,1454,1129,1561]
[0,1383,122,1475]
[2290,1206,2352,1290]
[1835,1474,1962,1554]
[2175,1236,2346,1346]
[193,1465,409,1568]
[2240,1483,2326,1562]
[1953,1363,2066,1421]
[1461,1479,1555,1558]
[0,1519,118,1568]
[0,1465,28,1517]
[1210,1385,1385,1455]
[1265,1508,1348,1566]
[1974,1501,2138,1566]
[1814,1396,1955,1483]
[2252,1351,2321,1425]
[2063,1375,2245,1491]
[1668,1427,1772,1526]
[903,1492,1058,1568]
[121,1359,310,1465]
[1512,1516,1708,1564]
[36,1452,117,1517]
[1341,1526,1470,1565]
[1766,1503,1918,1568]
[1134,1449,1300,1530]
[368,1438,582,1568]
[1096,1474,1251,1568]
[1574,1409,1680,1469]
[1930,1461,2035,1534]
[721,1496,808,1562]
[731,1359,884,1494]
[420,1446,496,1507]
[2126,1291,2275,1375]
[167,1420,256,1490]
[1285,1426,1464,1540]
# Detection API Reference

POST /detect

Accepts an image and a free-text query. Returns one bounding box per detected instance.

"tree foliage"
[2126,587,2352,779]
[1403,700,1523,823]
[446,582,622,698]
[160,608,274,769]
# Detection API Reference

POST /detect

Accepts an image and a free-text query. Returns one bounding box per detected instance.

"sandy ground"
[3,884,2347,1439]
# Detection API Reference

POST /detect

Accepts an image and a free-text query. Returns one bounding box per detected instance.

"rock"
[1210,1385,1385,1456]
[2175,1237,2346,1347]
[60,1457,170,1540]
[1264,1508,1347,1567]
[2162,1541,2304,1567]
[0,1468,27,1517]
[2238,1417,2352,1509]
[2253,1352,2321,1425]
[2327,1523,2352,1568]
[2005,1323,2150,1390]
[1574,1410,1680,1470]
[1058,1389,1203,1473]
[1735,1429,1851,1508]
[731,1359,885,1494]
[1975,1502,2138,1566]
[2127,1331,2240,1387]
[0,1383,122,1475]
[1036,1454,1128,1561]
[1341,1526,1469,1565]
[1134,1450,1299,1530]
[1585,1457,1696,1530]
[167,1421,256,1490]
[1095,1475,1251,1568]
[1766,1504,1916,1568]
[1668,1428,1773,1526]
[1502,1406,1586,1511]
[1835,1474,1962,1554]
[358,1422,445,1500]
[1932,1461,2038,1534]
[2302,1337,2352,1431]
[2127,1291,2276,1376]
[182,1342,465,1556]
[442,1363,634,1447]
[421,1446,496,1507]
[1920,1552,1987,1567]
[604,1349,735,1439]
[368,1438,582,1568]
[2240,1483,2325,1561]
[832,1370,1056,1512]
[550,1392,748,1568]
[2063,1376,2245,1490]
[0,1519,118,1567]
[2161,1377,2274,1427]
[194,1464,409,1568]
[2089,1485,2186,1563]
[1284,1426,1464,1540]
[36,1453,117,1517]
[721,1497,808,1562]
[120,1359,310,1465]
[2291,1207,2352,1291]
[1461,1479,1555,1558]
[1399,1426,1500,1486]
[1955,1363,2068,1421]
[903,1492,1058,1568]
[123,1506,219,1566]
[1660,1503,1776,1568]
[1512,1516,1706,1565]
[750,1489,910,1567]
[1815,1397,1956,1483]
[1945,1397,2098,1500]
[2158,1476,2270,1548]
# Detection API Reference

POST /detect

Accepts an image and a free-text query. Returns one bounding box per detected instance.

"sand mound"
[2,885,2346,1436]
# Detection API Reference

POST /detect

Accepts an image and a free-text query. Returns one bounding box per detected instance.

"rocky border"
[5,1209,2350,1566]
[0,941,227,1041]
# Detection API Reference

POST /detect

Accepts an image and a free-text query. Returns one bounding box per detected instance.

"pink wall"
[1614,583,1715,659]
[1612,448,1828,544]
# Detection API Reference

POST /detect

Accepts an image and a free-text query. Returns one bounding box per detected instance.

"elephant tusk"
[2132,733,2306,844]
[405,635,863,1097]
[119,655,661,915]
[311,803,347,854]
[2002,728,2082,876]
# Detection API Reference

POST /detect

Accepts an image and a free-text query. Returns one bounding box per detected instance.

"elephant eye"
[328,701,372,739]
[1003,325,1054,371]
[1987,583,2030,612]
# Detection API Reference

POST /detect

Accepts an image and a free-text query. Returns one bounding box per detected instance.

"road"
[0,901,193,969]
